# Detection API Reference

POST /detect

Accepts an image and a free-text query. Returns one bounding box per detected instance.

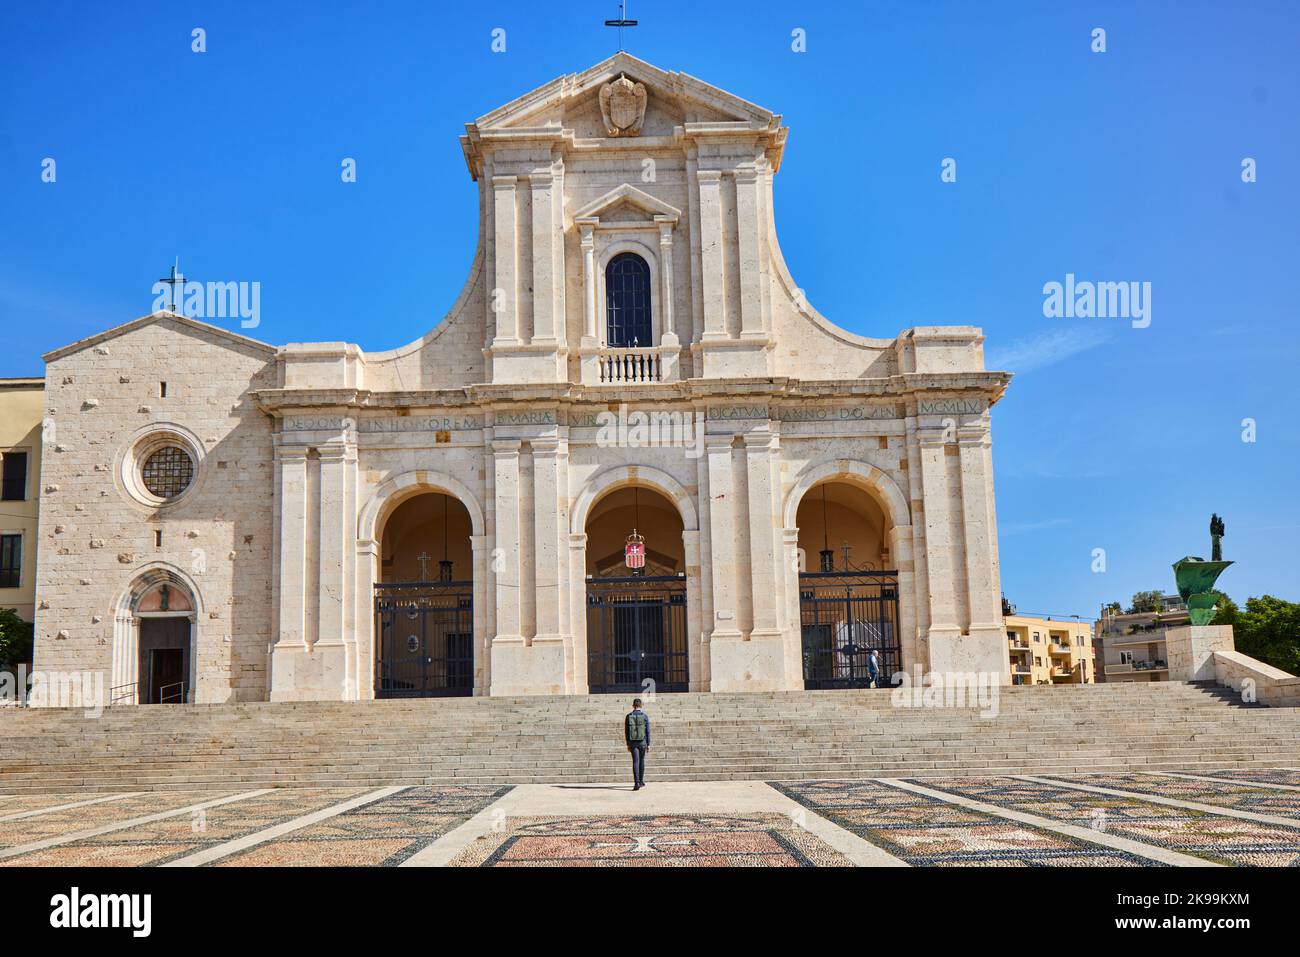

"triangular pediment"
[471,52,779,134]
[572,183,681,223]
[43,312,275,363]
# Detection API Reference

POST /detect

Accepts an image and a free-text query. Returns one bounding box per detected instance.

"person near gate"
[867,648,882,688]
[625,698,651,790]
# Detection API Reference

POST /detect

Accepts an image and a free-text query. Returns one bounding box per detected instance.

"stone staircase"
[1,682,1298,793]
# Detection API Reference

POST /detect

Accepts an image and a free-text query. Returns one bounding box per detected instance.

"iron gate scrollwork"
[587,574,688,694]
[798,570,901,689]
[375,581,473,697]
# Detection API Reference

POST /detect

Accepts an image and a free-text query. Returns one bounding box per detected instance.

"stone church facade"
[33,54,1011,704]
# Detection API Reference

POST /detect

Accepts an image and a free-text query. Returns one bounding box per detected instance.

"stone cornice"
[250,370,1011,418]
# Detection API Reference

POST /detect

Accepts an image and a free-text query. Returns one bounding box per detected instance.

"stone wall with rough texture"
[34,317,278,702]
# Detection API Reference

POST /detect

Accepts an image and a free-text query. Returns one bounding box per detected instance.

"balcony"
[1105,660,1169,676]
[580,341,680,385]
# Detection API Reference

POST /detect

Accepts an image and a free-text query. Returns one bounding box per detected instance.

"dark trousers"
[629,743,647,785]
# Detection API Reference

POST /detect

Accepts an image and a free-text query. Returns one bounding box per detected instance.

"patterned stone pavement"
[3,772,1300,867]
[1173,768,1300,788]
[213,786,512,867]
[1,788,364,867]
[450,814,848,867]
[771,780,1152,866]
[0,790,241,850]
[1043,772,1300,819]
[916,776,1300,866]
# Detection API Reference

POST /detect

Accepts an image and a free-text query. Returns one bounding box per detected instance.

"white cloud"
[1000,517,1072,536]
[987,326,1115,374]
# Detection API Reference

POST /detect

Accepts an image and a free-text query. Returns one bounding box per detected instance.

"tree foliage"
[0,609,34,670]
[1218,595,1300,674]
[1126,590,1165,614]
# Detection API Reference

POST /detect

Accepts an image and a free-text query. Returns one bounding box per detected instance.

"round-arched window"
[141,446,194,499]
[605,252,652,348]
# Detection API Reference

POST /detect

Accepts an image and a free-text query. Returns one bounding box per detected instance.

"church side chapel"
[33,52,1011,703]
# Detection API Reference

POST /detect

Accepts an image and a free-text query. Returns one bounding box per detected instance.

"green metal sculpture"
[1172,514,1233,626]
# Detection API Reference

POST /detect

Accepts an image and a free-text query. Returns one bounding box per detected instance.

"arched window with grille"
[604,253,652,347]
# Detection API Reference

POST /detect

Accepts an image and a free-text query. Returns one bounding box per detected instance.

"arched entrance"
[375,491,474,697]
[795,480,901,689]
[111,568,199,705]
[583,485,688,694]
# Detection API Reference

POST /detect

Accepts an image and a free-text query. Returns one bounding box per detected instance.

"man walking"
[867,648,881,689]
[625,697,650,790]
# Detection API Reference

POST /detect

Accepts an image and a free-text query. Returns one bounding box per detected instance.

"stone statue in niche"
[599,74,647,136]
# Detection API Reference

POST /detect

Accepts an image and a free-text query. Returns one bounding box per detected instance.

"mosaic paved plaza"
[2,769,1299,867]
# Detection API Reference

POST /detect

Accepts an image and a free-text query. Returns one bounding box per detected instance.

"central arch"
[569,465,703,694]
[356,470,488,699]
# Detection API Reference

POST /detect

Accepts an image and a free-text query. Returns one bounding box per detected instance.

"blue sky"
[2,1,1297,619]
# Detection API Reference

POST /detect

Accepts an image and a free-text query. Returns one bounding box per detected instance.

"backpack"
[627,711,647,743]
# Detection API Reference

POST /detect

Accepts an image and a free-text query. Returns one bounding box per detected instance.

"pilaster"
[490,175,520,346]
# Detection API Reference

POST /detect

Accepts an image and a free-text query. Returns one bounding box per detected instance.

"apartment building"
[1093,596,1185,682]
[1005,614,1095,685]
[0,377,43,621]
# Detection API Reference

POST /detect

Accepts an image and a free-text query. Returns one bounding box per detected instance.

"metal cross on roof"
[158,258,186,314]
[604,1,638,52]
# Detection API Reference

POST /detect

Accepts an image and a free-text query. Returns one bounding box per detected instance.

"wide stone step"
[2,685,1295,793]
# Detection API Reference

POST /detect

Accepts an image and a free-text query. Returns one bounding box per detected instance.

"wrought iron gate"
[587,574,689,694]
[375,581,473,697]
[798,570,901,689]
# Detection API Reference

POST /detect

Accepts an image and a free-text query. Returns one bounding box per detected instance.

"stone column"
[491,439,523,643]
[743,431,782,642]
[957,425,1000,634]
[354,537,378,699]
[274,444,308,649]
[889,524,918,678]
[734,168,768,339]
[704,434,741,641]
[315,443,351,649]
[781,528,803,687]
[111,613,140,704]
[531,436,567,643]
[315,441,355,698]
[568,532,588,692]
[656,217,676,342]
[470,534,490,695]
[697,170,726,340]
[681,529,705,691]
[657,216,681,380]
[916,429,961,646]
[270,443,308,701]
[530,170,560,346]
[491,175,520,345]
[952,423,1009,681]
[578,218,598,345]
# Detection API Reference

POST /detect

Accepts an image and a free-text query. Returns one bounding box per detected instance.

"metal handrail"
[158,681,187,704]
[110,682,137,705]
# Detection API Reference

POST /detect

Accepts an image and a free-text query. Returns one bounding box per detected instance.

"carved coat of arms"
[599,74,647,137]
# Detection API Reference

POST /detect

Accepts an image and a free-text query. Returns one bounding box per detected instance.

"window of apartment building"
[1,451,28,501]
[1032,632,1040,642]
[1034,656,1042,668]
[0,533,20,588]
[1120,651,1134,665]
